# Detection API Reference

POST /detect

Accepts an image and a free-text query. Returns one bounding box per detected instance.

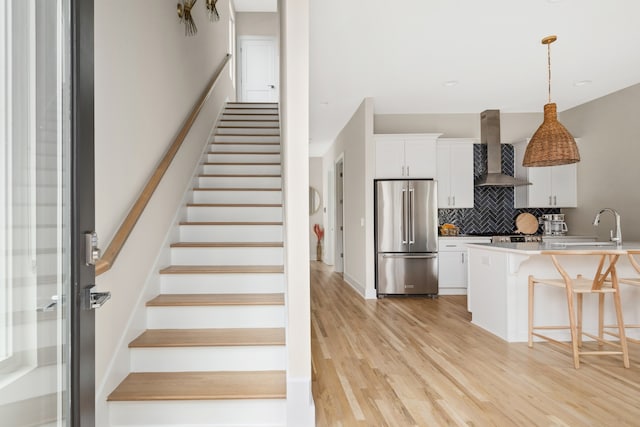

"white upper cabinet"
[436,139,475,208]
[374,134,440,179]
[513,139,578,208]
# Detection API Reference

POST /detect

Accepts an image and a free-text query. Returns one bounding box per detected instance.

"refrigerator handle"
[401,188,407,244]
[409,188,415,244]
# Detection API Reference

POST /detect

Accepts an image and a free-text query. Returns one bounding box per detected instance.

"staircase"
[107,102,287,426]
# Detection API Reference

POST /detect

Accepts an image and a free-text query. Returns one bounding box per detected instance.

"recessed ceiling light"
[573,80,592,87]
[443,80,459,87]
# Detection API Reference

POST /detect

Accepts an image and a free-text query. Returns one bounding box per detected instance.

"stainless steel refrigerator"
[375,179,438,296]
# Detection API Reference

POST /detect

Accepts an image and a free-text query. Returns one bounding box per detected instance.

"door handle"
[382,254,437,259]
[401,188,407,244]
[409,188,415,244]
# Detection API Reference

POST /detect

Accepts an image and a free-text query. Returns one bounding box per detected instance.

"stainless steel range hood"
[475,109,531,187]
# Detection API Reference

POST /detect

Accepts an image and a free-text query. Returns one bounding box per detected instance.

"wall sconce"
[206,0,220,21]
[177,0,198,36]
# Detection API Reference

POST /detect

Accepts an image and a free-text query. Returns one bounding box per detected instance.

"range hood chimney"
[475,109,531,187]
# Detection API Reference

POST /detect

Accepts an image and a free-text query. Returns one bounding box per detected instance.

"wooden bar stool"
[603,249,640,344]
[528,250,630,369]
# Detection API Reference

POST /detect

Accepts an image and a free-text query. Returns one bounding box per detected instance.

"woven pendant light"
[523,35,580,167]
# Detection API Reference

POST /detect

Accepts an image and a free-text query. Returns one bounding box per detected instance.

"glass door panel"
[1,0,71,425]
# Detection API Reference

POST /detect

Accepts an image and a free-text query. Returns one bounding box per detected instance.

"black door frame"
[70,0,95,425]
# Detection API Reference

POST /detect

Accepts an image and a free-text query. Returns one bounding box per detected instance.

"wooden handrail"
[96,54,232,276]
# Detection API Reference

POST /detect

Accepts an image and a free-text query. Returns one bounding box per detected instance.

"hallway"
[310,261,640,426]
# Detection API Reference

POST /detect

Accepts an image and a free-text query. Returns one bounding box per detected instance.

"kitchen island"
[466,242,640,342]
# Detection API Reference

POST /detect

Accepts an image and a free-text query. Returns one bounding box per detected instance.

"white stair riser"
[147,306,285,329]
[170,247,283,265]
[219,120,278,127]
[130,346,286,372]
[202,164,281,175]
[179,224,283,242]
[186,206,282,222]
[109,399,286,426]
[209,144,280,153]
[192,190,281,204]
[227,103,278,108]
[213,135,280,143]
[221,114,279,120]
[216,127,280,135]
[160,273,285,294]
[224,108,278,115]
[197,176,282,189]
[206,153,281,163]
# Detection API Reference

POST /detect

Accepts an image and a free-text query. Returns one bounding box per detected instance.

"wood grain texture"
[310,261,640,426]
[107,371,285,401]
[159,265,284,274]
[129,328,285,348]
[95,54,232,276]
[170,242,283,248]
[146,293,284,306]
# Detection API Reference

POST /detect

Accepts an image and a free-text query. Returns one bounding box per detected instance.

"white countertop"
[467,241,640,255]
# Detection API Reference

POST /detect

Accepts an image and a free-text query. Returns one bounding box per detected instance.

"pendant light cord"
[547,42,552,104]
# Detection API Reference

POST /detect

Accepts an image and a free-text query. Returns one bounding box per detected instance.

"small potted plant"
[313,224,324,262]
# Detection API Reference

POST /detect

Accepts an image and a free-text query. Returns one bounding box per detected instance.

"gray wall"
[236,12,278,37]
[560,83,640,241]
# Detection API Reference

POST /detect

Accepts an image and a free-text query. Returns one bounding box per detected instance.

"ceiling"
[309,0,640,154]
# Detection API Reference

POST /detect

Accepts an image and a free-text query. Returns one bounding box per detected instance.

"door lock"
[83,284,111,310]
[85,231,101,265]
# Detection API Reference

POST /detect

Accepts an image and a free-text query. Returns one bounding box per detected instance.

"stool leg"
[565,287,580,368]
[598,293,605,349]
[577,293,583,348]
[528,276,534,348]
[612,290,630,368]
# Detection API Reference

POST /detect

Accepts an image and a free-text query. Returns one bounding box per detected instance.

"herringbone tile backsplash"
[438,144,559,235]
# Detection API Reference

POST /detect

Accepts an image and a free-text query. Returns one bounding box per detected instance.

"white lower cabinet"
[439,237,491,295]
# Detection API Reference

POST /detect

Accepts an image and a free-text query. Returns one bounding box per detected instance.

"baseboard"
[343,272,365,297]
[286,376,315,427]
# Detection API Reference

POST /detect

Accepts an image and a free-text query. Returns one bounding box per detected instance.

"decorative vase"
[316,241,322,262]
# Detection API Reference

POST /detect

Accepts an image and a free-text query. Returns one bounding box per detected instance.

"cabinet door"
[438,251,466,288]
[526,167,553,207]
[448,143,474,208]
[436,144,452,207]
[375,138,405,178]
[404,139,437,178]
[551,163,577,207]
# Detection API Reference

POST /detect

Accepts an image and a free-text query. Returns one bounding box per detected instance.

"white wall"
[322,98,375,297]
[93,0,234,422]
[236,12,278,37]
[560,83,640,240]
[309,157,323,260]
[280,0,315,424]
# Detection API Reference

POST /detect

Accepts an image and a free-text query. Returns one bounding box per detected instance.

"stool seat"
[528,250,630,369]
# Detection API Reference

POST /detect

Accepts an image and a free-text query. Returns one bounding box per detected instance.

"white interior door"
[239,37,278,102]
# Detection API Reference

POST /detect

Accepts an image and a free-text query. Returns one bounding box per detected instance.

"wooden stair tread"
[146,293,285,306]
[170,242,283,248]
[217,126,280,130]
[160,265,284,274]
[198,174,282,178]
[210,142,281,145]
[129,328,285,348]
[107,371,286,401]
[203,162,281,165]
[192,188,282,193]
[216,133,280,137]
[209,151,280,155]
[186,203,282,207]
[179,221,283,226]
[220,118,279,122]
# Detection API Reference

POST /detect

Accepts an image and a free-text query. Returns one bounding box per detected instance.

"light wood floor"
[310,261,640,426]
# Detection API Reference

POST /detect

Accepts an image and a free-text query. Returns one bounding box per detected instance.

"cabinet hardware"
[402,165,405,176]
[554,195,557,205]
[549,196,552,206]
[461,253,465,263]
[407,166,410,176]
[452,196,456,206]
